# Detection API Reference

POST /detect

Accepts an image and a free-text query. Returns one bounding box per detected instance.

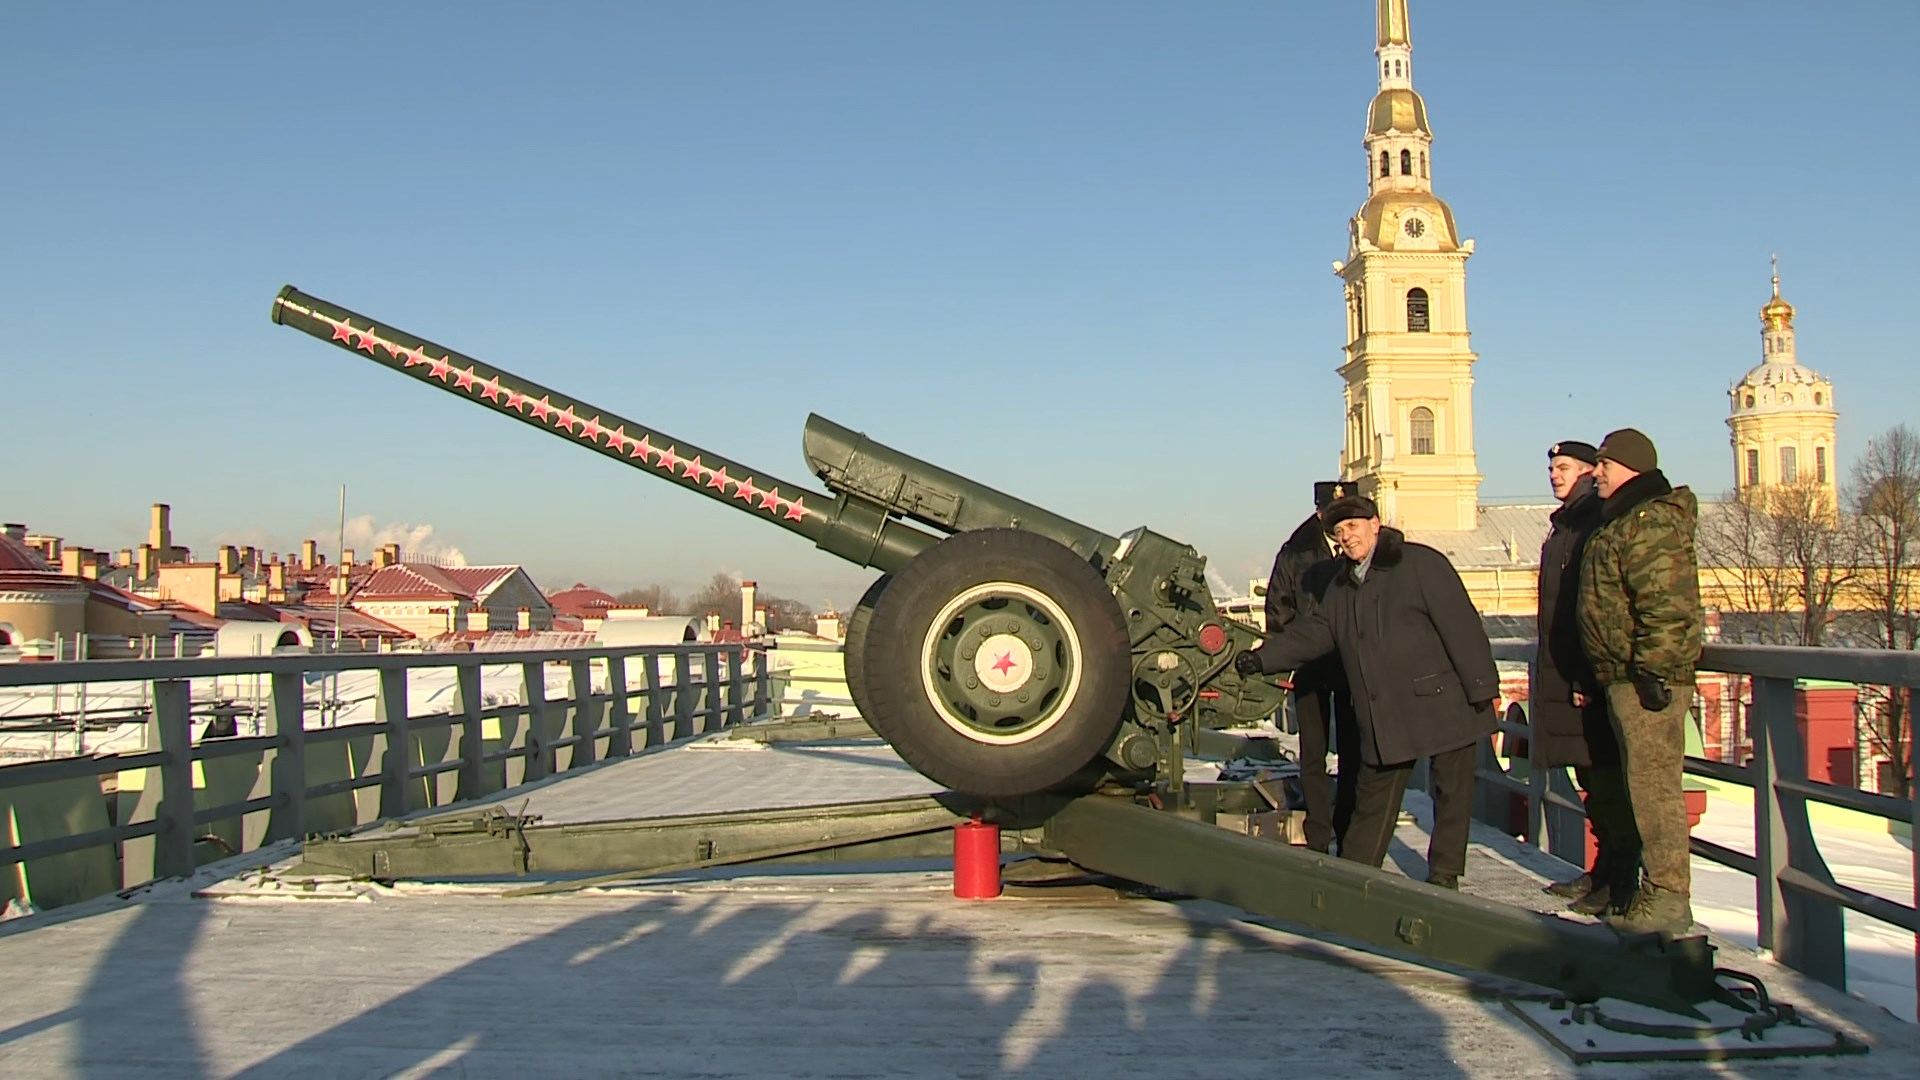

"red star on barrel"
[604,426,631,453]
[992,653,1016,676]
[329,318,355,344]
[630,435,655,461]
[453,366,479,390]
[356,329,382,354]
[480,377,504,402]
[527,396,553,421]
[733,478,760,503]
[577,415,605,443]
[706,465,732,490]
[553,405,579,432]
[505,389,526,412]
[782,497,808,522]
[427,354,453,382]
[680,455,709,482]
[654,444,684,473]
[757,488,781,511]
[403,347,430,369]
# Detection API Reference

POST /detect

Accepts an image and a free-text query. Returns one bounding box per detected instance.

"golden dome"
[1356,190,1459,250]
[1761,291,1795,331]
[1368,89,1430,135]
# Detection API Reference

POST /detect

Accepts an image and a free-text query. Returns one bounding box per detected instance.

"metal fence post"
[375,668,410,819]
[569,658,598,769]
[523,662,552,782]
[1524,653,1545,849]
[753,647,770,719]
[605,654,634,758]
[453,664,485,802]
[264,670,307,843]
[151,679,197,880]
[701,647,722,733]
[725,646,745,729]
[672,651,695,741]
[1751,674,1847,988]
[643,651,667,747]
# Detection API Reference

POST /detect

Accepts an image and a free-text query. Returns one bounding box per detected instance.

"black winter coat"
[1534,478,1619,768]
[1249,528,1499,766]
[1263,513,1347,694]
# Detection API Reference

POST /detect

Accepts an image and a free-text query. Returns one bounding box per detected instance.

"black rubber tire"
[859,528,1130,796]
[842,573,890,721]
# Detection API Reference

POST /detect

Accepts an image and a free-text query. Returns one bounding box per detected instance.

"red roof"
[549,583,617,619]
[351,564,519,601]
[0,533,85,592]
[0,534,52,572]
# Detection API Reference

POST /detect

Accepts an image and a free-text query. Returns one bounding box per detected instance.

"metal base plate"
[1503,990,1868,1064]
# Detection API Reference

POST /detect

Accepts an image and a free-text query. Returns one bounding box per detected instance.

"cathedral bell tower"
[1727,257,1837,509]
[1331,0,1482,531]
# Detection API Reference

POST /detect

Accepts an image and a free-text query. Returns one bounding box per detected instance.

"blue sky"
[4,1,1914,611]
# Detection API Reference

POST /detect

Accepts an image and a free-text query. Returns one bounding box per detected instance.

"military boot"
[1603,882,1693,937]
[1568,860,1637,916]
[1542,871,1593,900]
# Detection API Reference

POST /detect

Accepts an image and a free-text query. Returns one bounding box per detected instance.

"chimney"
[269,562,287,593]
[739,580,757,634]
[240,544,256,569]
[217,545,239,574]
[754,604,769,634]
[376,542,399,568]
[149,503,172,554]
[34,535,63,563]
[302,539,318,570]
[516,607,531,632]
[136,544,156,582]
[1,524,24,542]
[59,547,86,577]
[706,611,721,636]
[81,554,103,581]
[117,549,133,568]
[815,611,841,641]
[342,548,356,571]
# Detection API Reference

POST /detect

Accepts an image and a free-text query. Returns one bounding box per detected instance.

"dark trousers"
[1294,684,1359,853]
[1573,762,1641,876]
[1340,742,1478,879]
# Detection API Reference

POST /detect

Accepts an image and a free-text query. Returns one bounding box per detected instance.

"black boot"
[1543,871,1593,900]
[1569,859,1639,917]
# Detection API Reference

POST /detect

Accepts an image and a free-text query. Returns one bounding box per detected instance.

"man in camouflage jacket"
[1577,428,1704,936]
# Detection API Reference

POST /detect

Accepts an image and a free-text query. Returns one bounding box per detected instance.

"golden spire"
[1761,253,1796,331]
[1378,0,1411,48]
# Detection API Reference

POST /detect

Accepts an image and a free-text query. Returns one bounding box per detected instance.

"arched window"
[1379,151,1390,177]
[1780,445,1798,484]
[1746,448,1761,486]
[1814,391,1823,405]
[1815,445,1828,484]
[1409,407,1436,455]
[1395,60,1403,77]
[1383,61,1390,78]
[1406,287,1430,332]
[1744,393,1755,408]
[1399,149,1412,175]
[1420,151,1427,178]
[1781,392,1794,406]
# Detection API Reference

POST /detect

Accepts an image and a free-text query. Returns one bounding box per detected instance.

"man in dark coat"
[1235,495,1500,887]
[1263,481,1359,854]
[1533,441,1639,915]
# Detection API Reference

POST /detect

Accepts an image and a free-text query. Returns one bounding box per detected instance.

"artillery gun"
[270,286,1283,799]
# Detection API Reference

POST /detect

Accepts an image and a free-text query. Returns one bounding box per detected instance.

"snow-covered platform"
[2,731,1915,1078]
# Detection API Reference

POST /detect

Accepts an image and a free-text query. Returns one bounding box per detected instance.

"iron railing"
[1475,638,1918,1017]
[0,643,771,911]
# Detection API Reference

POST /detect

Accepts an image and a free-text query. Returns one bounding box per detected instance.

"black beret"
[1312,480,1352,512]
[1548,441,1598,466]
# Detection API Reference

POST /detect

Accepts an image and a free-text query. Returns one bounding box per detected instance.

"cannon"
[270,286,1284,798]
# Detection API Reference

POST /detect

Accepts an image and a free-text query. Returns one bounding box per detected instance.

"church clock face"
[1403,216,1426,238]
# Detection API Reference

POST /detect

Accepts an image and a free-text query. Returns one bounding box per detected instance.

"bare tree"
[1847,424,1920,798]
[1697,481,1855,646]
[687,572,741,621]
[1763,480,1856,646]
[1698,492,1798,643]
[614,585,682,614]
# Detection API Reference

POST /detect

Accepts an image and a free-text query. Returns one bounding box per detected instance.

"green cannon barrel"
[270,286,941,573]
[802,415,1121,567]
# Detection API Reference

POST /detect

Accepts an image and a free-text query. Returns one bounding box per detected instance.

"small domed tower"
[1727,257,1837,507]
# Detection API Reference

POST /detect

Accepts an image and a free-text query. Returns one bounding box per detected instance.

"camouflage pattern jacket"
[1576,469,1704,686]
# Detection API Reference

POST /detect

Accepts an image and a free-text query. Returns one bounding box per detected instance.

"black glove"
[1233,650,1264,677]
[1631,672,1672,712]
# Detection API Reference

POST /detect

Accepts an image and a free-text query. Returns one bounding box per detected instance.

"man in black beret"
[1533,440,1639,916]
[1237,494,1499,887]
[1262,481,1359,853]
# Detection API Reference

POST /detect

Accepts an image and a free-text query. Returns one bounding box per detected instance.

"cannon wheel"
[841,573,890,719]
[859,528,1130,796]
